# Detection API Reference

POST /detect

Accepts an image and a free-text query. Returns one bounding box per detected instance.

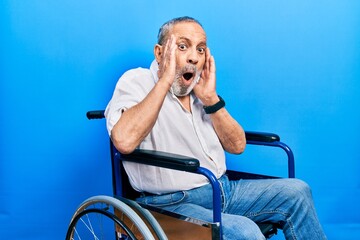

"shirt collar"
[150,59,159,83]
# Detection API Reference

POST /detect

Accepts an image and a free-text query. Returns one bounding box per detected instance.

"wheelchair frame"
[66,110,295,240]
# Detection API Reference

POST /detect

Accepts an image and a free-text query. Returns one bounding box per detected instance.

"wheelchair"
[66,110,295,240]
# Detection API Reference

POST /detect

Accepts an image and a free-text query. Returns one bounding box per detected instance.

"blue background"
[1,1,359,239]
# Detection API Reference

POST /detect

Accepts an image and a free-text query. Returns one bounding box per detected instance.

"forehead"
[170,22,207,43]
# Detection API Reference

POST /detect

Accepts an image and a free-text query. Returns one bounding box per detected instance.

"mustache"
[176,64,197,75]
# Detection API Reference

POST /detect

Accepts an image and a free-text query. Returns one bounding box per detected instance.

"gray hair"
[157,16,203,45]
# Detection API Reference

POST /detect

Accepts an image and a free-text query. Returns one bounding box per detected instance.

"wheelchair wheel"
[66,195,156,240]
[116,196,168,240]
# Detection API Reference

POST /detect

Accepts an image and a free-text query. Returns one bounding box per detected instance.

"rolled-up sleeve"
[105,68,155,136]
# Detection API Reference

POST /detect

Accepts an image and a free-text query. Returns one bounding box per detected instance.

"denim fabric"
[137,175,327,240]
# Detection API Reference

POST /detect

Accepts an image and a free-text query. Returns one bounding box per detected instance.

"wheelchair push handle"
[87,110,105,120]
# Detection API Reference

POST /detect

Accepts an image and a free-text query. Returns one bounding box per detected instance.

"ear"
[154,44,163,64]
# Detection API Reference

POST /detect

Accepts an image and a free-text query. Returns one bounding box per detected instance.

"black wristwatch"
[203,95,225,114]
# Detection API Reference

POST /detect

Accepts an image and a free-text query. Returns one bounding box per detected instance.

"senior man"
[105,16,326,240]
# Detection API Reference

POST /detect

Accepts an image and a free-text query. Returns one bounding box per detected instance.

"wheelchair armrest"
[245,131,295,178]
[86,110,105,120]
[118,149,200,172]
[118,149,222,227]
[245,131,280,142]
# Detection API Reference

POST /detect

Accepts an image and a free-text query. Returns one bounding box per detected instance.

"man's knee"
[284,178,313,200]
[222,215,265,240]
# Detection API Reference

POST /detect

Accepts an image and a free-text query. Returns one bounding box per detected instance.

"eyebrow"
[178,36,207,46]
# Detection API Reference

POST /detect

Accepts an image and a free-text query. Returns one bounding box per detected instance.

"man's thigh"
[224,178,310,223]
[166,202,265,240]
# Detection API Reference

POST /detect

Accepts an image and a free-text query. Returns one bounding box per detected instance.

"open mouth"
[183,72,194,81]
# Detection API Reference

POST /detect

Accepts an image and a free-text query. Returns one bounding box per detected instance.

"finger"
[162,39,169,62]
[197,75,204,85]
[169,35,176,63]
[163,35,175,68]
[206,48,211,69]
[157,41,167,74]
[210,55,216,73]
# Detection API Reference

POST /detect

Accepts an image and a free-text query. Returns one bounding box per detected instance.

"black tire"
[66,195,156,240]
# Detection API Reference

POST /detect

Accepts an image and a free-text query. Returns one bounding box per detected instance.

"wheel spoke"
[66,196,157,240]
[78,216,100,240]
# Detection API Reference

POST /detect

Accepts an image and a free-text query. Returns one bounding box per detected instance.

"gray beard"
[171,66,201,96]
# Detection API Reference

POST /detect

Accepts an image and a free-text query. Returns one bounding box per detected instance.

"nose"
[187,49,199,65]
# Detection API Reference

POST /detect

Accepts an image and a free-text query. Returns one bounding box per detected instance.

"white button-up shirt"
[105,60,226,194]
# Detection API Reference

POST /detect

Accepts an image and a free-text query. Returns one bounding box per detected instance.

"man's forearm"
[111,80,170,154]
[210,108,246,154]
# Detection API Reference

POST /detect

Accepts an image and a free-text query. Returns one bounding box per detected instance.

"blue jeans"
[137,175,327,240]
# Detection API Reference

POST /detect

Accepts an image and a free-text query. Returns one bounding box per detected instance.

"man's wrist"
[157,77,172,90]
[203,95,225,114]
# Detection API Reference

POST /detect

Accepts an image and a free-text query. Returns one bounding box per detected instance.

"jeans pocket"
[138,191,187,207]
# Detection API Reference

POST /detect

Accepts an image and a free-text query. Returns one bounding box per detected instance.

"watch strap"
[203,95,225,114]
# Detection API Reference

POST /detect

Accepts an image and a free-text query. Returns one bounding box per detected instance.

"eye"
[178,43,187,51]
[197,47,205,54]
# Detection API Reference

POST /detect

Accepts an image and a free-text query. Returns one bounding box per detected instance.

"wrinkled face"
[158,22,207,96]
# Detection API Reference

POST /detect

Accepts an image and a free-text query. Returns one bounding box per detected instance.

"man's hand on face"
[194,47,218,106]
[157,35,177,88]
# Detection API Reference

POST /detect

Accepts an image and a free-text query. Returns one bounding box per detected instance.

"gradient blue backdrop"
[1,1,359,239]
